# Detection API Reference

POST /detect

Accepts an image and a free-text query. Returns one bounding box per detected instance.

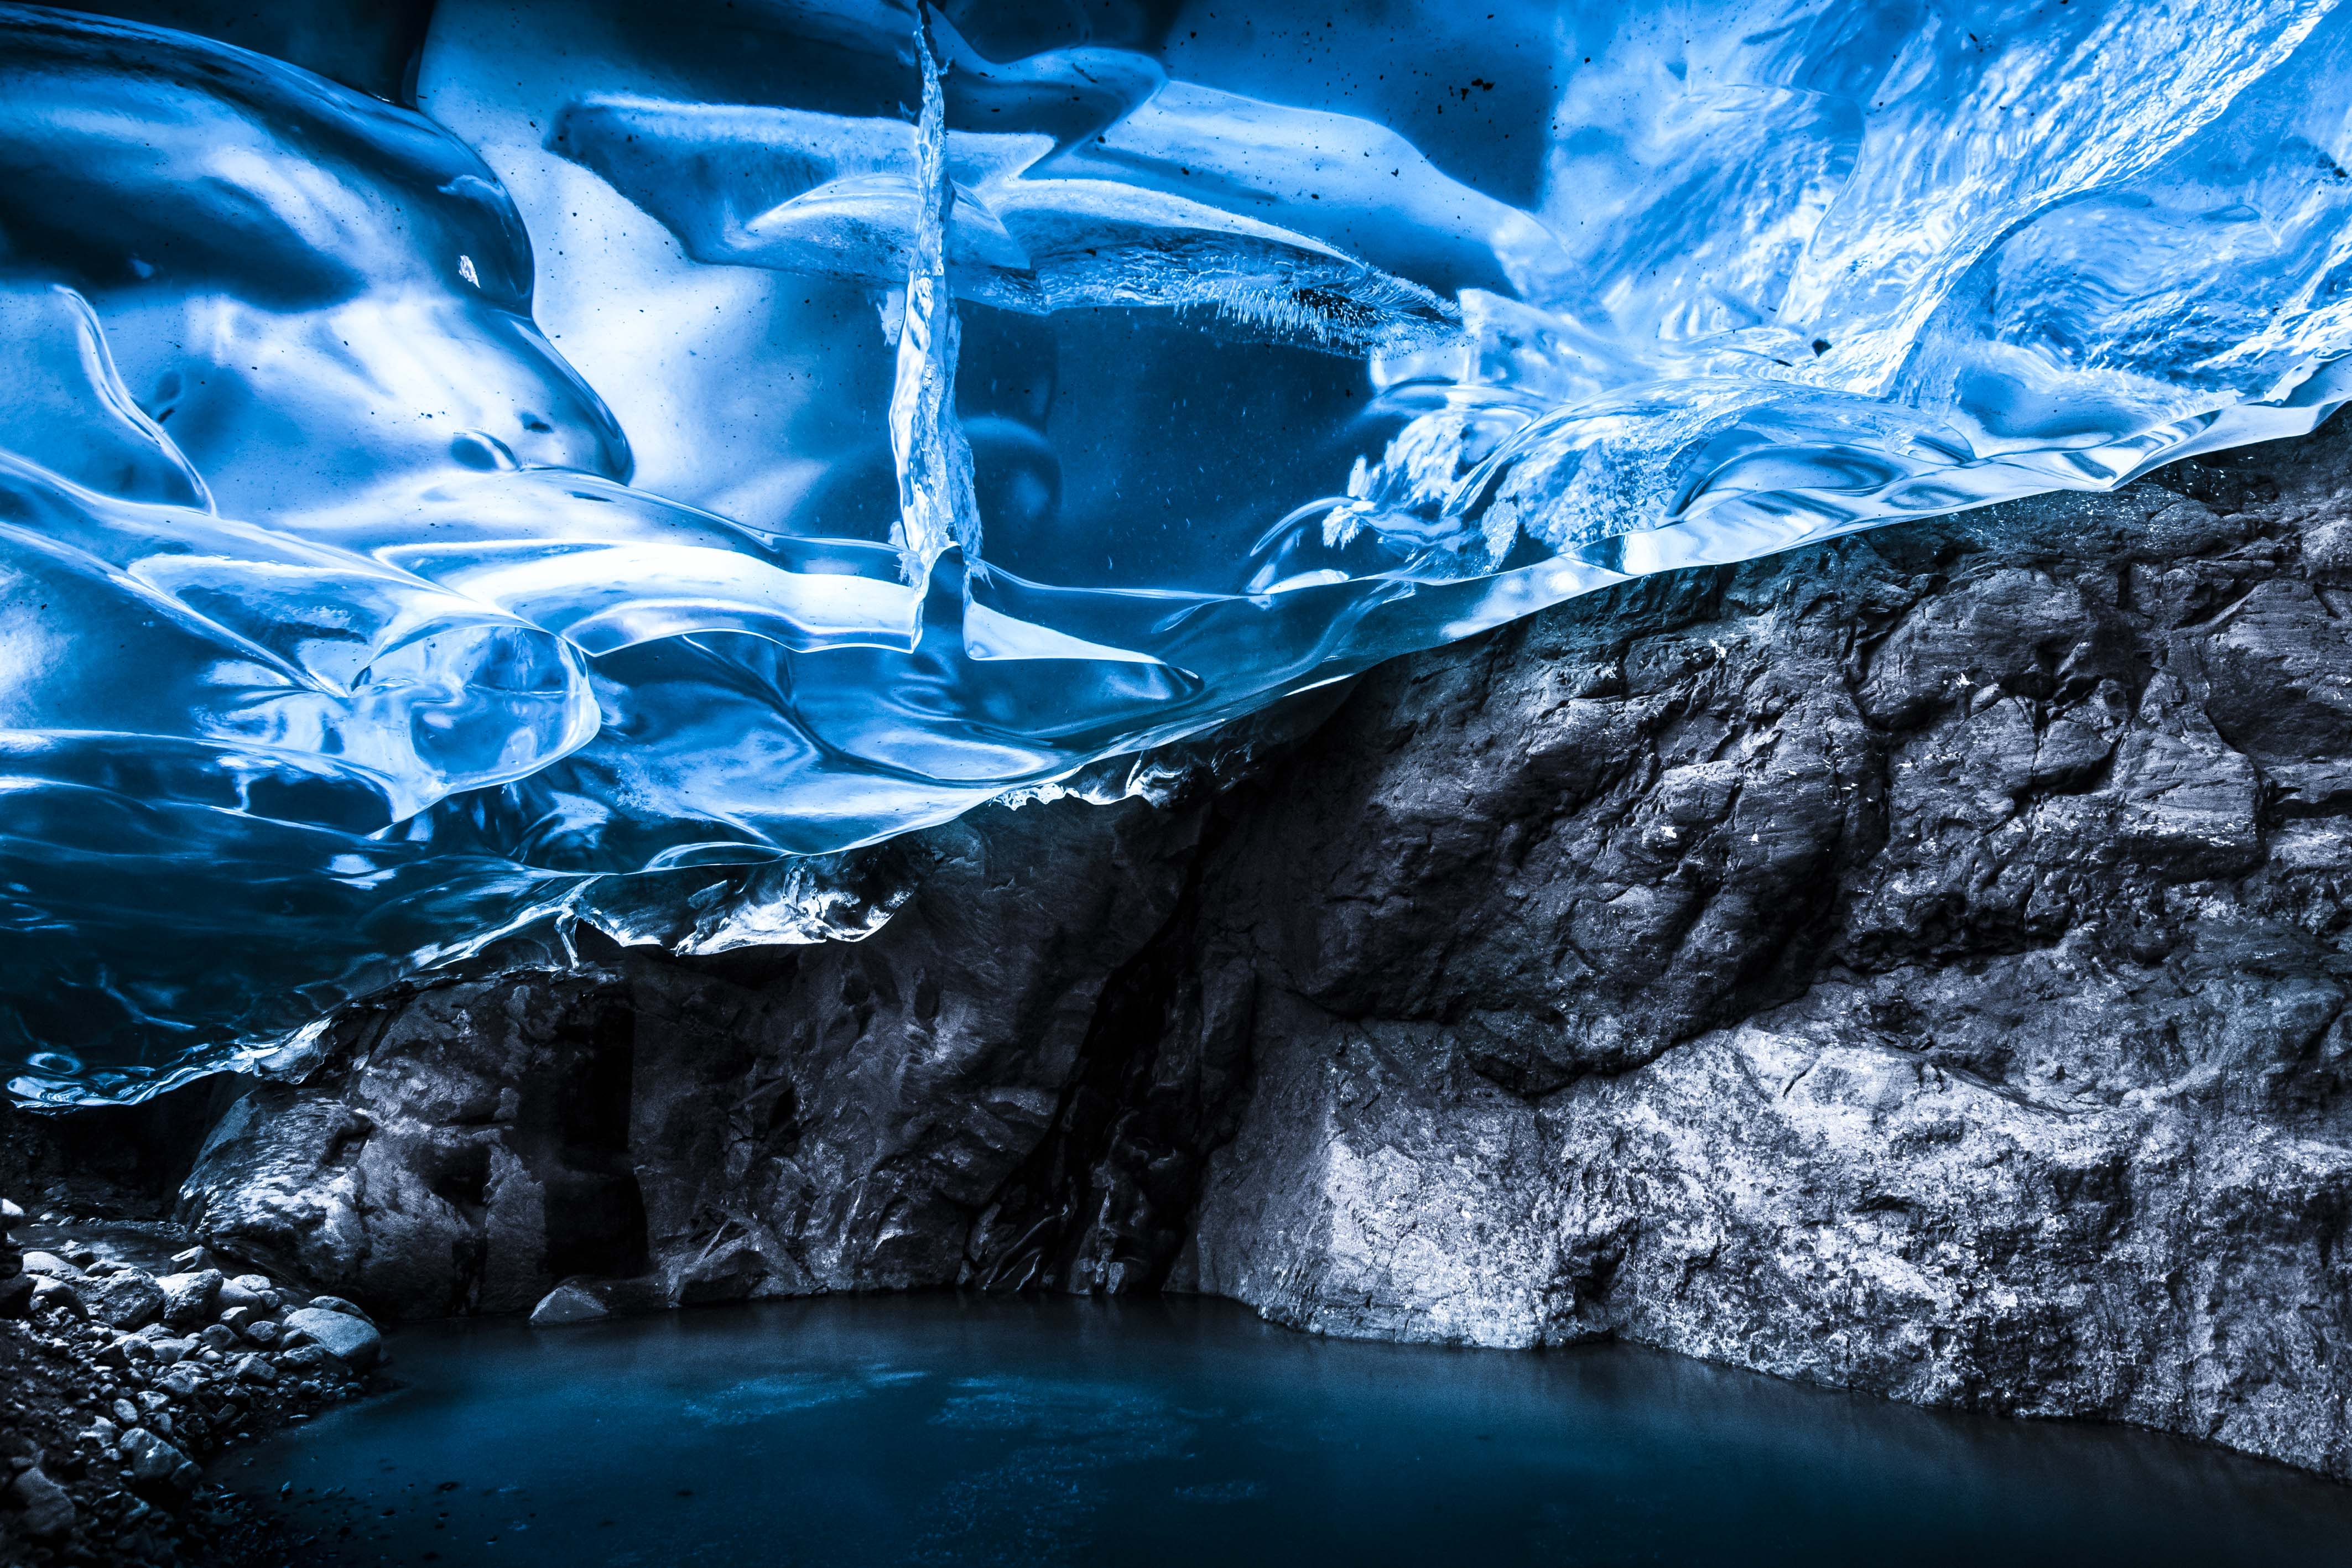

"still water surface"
[220,1294,2352,1566]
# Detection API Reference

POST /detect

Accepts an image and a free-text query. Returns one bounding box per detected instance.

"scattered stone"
[243,1320,281,1348]
[19,1251,80,1278]
[277,1343,336,1375]
[196,1322,240,1353]
[0,1273,31,1321]
[230,1353,276,1385]
[529,1282,610,1328]
[281,1307,381,1369]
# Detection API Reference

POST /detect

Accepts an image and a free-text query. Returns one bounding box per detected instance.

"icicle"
[888,5,982,582]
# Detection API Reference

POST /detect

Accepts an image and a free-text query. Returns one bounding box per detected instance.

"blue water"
[216,1294,2352,1567]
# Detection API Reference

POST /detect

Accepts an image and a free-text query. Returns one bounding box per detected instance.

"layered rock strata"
[157,421,2352,1478]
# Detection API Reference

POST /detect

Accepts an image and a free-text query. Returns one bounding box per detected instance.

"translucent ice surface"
[7,0,2352,1100]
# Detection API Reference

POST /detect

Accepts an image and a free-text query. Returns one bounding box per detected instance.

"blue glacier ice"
[6,0,2352,1101]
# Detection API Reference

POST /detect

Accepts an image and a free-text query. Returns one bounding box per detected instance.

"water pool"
[217,1294,2352,1567]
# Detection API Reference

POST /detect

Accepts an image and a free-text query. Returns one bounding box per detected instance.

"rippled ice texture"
[6,0,2352,1101]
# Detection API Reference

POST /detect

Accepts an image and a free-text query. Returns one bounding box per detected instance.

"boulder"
[30,1275,85,1319]
[282,1306,381,1369]
[215,1277,269,1314]
[81,1268,162,1329]
[119,1428,197,1493]
[528,1281,609,1328]
[303,1294,373,1325]
[10,1466,75,1541]
[155,1268,222,1327]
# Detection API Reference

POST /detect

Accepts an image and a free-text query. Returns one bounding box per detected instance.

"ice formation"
[6,0,2352,1101]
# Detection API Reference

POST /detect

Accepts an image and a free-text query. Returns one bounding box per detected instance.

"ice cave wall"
[6,0,2352,1099]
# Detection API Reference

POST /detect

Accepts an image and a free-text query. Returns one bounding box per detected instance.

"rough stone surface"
[78,1269,160,1331]
[1173,427,2352,1480]
[281,1307,381,1370]
[139,420,2352,1481]
[175,780,1234,1316]
[11,1465,74,1541]
[155,1269,221,1329]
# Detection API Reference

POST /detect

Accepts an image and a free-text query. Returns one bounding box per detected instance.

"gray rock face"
[178,782,1229,1316]
[163,422,2352,1479]
[1172,429,2352,1478]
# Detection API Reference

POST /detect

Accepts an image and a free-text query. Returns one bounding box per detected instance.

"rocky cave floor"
[20,421,2352,1553]
[0,1167,383,1567]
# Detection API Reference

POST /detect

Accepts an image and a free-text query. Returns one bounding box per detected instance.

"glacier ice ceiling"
[6,0,2352,1103]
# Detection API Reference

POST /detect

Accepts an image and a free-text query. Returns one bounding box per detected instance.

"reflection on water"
[220,1294,2352,1567]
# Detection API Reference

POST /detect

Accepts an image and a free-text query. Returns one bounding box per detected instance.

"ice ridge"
[4,0,2352,1100]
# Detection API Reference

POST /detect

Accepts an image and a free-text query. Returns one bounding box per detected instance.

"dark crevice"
[961,795,1262,1295]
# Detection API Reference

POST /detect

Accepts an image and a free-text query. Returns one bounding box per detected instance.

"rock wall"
[1175,426,2352,1478]
[167,423,2352,1478]
[175,786,1221,1317]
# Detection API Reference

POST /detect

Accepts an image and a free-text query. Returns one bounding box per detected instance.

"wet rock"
[155,1268,221,1327]
[29,1275,84,1319]
[528,1281,610,1328]
[280,1307,380,1369]
[81,1268,162,1330]
[303,1293,372,1325]
[215,1277,268,1315]
[10,1465,75,1541]
[1167,428,2352,1481]
[276,1342,336,1376]
[118,1428,196,1493]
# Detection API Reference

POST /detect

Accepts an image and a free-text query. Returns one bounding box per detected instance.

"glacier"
[4,0,2352,1102]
